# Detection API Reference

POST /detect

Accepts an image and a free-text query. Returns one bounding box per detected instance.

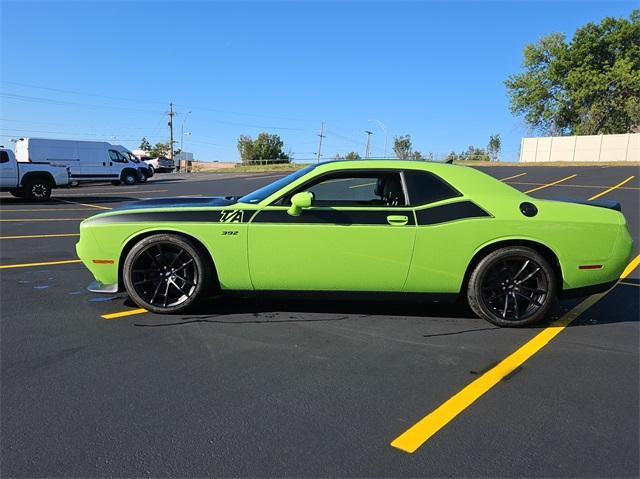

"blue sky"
[1,1,636,162]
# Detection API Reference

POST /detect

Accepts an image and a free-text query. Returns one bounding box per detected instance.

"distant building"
[520,133,639,163]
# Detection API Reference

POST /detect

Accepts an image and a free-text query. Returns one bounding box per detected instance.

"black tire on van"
[121,170,137,186]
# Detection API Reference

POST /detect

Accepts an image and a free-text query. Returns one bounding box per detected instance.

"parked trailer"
[14,138,140,185]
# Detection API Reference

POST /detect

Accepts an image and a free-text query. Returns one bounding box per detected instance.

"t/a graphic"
[219,210,244,223]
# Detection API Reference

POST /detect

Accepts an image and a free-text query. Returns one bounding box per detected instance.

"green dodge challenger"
[77,160,633,326]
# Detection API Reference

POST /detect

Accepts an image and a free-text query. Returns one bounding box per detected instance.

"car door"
[0,151,18,187]
[247,170,417,292]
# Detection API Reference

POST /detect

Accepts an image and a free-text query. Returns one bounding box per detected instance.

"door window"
[109,150,127,163]
[403,170,460,206]
[282,171,407,207]
[0,151,10,163]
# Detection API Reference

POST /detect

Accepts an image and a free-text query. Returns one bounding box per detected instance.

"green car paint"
[76,160,633,297]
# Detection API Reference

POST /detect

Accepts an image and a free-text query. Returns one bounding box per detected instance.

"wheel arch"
[20,171,55,187]
[117,229,220,292]
[460,238,563,296]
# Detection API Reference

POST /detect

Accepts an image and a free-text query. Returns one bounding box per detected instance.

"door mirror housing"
[287,191,313,216]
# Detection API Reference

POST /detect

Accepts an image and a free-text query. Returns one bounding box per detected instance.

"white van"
[113,145,153,183]
[14,138,140,185]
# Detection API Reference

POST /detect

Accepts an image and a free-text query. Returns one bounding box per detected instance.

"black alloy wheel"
[467,246,556,327]
[123,234,213,314]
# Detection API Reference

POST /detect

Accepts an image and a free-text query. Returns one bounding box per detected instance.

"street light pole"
[180,110,192,172]
[364,130,373,158]
[368,119,388,158]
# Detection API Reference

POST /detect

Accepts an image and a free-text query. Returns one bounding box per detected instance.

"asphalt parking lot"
[1,165,638,477]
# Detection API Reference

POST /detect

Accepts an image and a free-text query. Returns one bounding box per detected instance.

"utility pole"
[364,130,373,158]
[168,102,175,167]
[316,122,325,163]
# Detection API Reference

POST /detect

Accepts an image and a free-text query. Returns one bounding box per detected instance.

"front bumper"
[88,280,119,294]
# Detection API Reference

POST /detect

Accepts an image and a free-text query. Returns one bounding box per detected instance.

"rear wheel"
[467,246,556,327]
[122,234,213,314]
[24,177,52,201]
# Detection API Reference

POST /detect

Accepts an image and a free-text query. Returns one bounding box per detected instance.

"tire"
[467,246,557,327]
[9,188,24,198]
[111,180,122,186]
[137,171,147,183]
[122,170,137,185]
[122,234,214,314]
[147,165,155,176]
[23,177,52,201]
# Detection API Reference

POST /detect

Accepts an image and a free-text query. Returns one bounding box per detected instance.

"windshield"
[126,152,140,163]
[237,165,316,204]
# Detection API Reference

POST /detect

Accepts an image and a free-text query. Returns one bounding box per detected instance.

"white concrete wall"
[520,133,639,163]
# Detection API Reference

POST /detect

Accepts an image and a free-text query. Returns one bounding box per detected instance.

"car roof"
[312,159,457,173]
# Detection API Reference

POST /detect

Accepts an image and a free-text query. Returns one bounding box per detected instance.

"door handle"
[387,215,409,226]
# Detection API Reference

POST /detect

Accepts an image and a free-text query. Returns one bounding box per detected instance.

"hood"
[113,196,239,211]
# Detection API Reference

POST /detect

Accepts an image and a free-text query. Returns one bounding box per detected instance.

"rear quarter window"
[0,151,10,163]
[403,170,461,206]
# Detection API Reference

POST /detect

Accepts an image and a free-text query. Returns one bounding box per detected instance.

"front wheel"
[467,246,557,327]
[122,170,138,185]
[122,234,213,314]
[147,165,155,176]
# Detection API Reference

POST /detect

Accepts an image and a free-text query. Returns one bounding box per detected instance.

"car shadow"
[123,282,639,330]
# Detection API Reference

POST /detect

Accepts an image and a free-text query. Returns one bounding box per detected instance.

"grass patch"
[193,163,305,174]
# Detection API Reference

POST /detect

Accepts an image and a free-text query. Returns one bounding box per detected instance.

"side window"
[109,150,126,162]
[403,170,460,206]
[0,151,10,163]
[283,172,407,207]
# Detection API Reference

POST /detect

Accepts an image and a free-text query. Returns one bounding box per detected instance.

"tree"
[236,133,291,164]
[505,10,640,135]
[393,135,413,159]
[487,134,501,161]
[139,137,152,152]
[345,151,361,161]
[237,135,254,163]
[149,142,170,158]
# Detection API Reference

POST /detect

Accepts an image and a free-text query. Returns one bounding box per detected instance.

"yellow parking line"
[0,233,79,240]
[524,174,577,194]
[621,254,640,278]
[587,176,635,201]
[390,254,640,454]
[102,308,148,320]
[0,218,86,222]
[500,172,527,181]
[0,259,82,269]
[56,198,112,210]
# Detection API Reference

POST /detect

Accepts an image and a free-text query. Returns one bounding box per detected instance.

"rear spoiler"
[554,198,621,212]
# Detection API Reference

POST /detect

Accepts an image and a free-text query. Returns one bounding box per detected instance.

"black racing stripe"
[252,209,415,225]
[415,201,491,226]
[87,209,248,225]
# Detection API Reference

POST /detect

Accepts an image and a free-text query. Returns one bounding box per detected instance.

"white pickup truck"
[0,148,71,201]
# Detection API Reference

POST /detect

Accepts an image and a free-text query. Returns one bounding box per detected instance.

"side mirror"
[287,191,313,217]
